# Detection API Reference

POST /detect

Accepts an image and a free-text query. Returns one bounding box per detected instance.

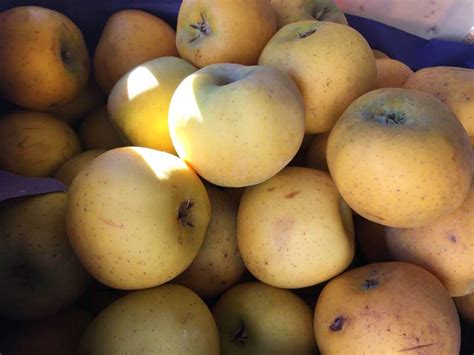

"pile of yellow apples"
[0,1,473,354]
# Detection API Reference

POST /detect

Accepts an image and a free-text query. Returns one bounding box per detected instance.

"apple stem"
[178,199,195,228]
[189,13,211,43]
[315,7,328,20]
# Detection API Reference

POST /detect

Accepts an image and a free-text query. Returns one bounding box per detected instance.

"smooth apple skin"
[168,63,305,187]
[78,106,124,150]
[65,147,211,290]
[54,149,106,186]
[79,284,220,355]
[259,20,376,134]
[0,193,90,320]
[108,56,197,155]
[327,88,473,228]
[0,6,90,111]
[374,58,413,89]
[213,282,317,355]
[270,0,348,28]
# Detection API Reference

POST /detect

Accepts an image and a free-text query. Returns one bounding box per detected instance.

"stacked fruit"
[0,1,472,354]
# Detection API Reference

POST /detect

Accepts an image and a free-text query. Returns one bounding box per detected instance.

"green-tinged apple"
[0,6,89,110]
[78,106,124,150]
[54,150,106,186]
[315,262,461,354]
[0,111,81,177]
[175,0,277,67]
[385,180,474,297]
[259,20,376,133]
[168,63,305,187]
[49,79,106,125]
[0,193,90,320]
[270,0,348,28]
[93,9,178,93]
[213,282,317,354]
[79,284,220,355]
[174,185,246,298]
[65,147,211,290]
[237,167,354,288]
[327,88,473,228]
[108,57,197,155]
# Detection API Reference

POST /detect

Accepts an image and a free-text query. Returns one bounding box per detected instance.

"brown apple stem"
[189,13,211,43]
[178,199,195,228]
[232,320,249,344]
[299,29,317,39]
[314,7,328,20]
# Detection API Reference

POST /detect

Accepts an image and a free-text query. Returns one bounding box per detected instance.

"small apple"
[327,88,473,228]
[108,57,197,155]
[372,49,390,59]
[212,282,317,354]
[0,110,82,177]
[168,63,305,187]
[175,0,277,67]
[78,106,124,150]
[54,150,106,186]
[353,214,390,263]
[0,6,89,110]
[374,58,413,89]
[237,167,354,289]
[306,132,330,172]
[65,147,211,290]
[0,192,90,320]
[174,185,246,298]
[259,20,376,133]
[79,284,220,355]
[93,9,178,93]
[270,0,348,28]
[314,262,461,354]
[454,293,474,323]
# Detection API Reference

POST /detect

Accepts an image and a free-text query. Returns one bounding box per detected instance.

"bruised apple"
[327,88,473,228]
[65,147,211,290]
[168,63,305,187]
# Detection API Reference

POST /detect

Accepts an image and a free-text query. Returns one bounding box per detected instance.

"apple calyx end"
[189,13,211,43]
[299,28,317,39]
[231,320,249,345]
[178,199,195,228]
[329,316,345,331]
[365,109,407,125]
[361,278,379,290]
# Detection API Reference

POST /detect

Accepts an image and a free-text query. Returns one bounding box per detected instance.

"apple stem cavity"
[61,49,72,64]
[189,13,211,43]
[299,28,317,39]
[178,199,195,228]
[231,320,249,345]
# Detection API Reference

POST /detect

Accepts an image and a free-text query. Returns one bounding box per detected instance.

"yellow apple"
[237,167,354,288]
[65,147,211,290]
[375,58,413,89]
[54,150,106,186]
[314,262,461,354]
[93,9,178,93]
[372,49,390,59]
[79,284,220,355]
[0,6,89,110]
[0,193,90,320]
[212,282,316,354]
[0,110,81,177]
[78,106,124,150]
[306,132,329,172]
[174,185,246,298]
[49,79,106,125]
[454,293,474,323]
[404,66,474,144]
[270,0,348,28]
[175,0,277,67]
[168,63,305,187]
[259,20,376,133]
[385,180,474,296]
[327,88,473,228]
[108,57,197,154]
